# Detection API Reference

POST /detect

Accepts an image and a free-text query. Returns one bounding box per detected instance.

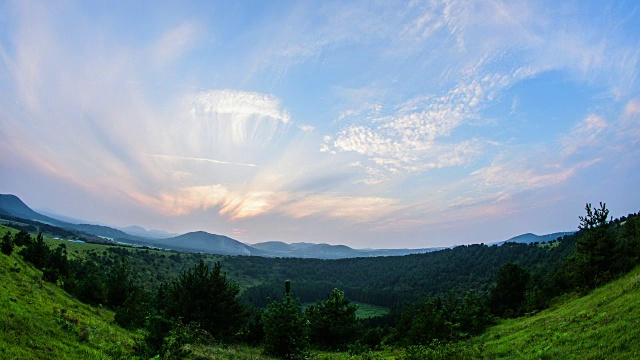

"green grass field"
[301,301,390,320]
[0,247,140,359]
[471,265,640,359]
[3,223,640,359]
[352,301,391,319]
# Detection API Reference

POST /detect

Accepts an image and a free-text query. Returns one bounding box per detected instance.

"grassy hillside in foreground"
[0,244,140,359]
[472,265,640,359]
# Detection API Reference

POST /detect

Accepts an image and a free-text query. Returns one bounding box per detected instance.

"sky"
[1,0,640,249]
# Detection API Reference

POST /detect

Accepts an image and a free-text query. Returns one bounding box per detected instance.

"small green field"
[537,241,560,249]
[352,301,391,319]
[301,301,390,319]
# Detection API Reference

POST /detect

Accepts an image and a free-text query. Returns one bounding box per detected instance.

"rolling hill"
[154,231,269,256]
[0,193,572,259]
[490,231,575,245]
[0,194,65,226]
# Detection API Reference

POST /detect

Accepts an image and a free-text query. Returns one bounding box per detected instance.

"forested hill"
[2,204,639,359]
[85,232,575,309]
[237,235,575,308]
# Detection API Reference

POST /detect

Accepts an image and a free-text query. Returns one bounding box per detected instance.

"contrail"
[150,154,258,167]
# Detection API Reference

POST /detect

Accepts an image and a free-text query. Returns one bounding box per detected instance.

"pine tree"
[572,202,616,288]
[19,232,49,269]
[305,288,360,350]
[106,257,135,308]
[1,231,14,255]
[157,260,248,341]
[489,262,530,317]
[262,280,309,358]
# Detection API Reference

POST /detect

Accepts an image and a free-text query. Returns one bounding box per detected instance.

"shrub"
[304,288,360,350]
[156,260,248,341]
[262,281,309,359]
[1,231,14,255]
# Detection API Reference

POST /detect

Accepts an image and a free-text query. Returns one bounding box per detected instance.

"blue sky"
[1,0,640,248]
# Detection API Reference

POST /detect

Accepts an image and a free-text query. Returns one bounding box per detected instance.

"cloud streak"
[1,1,639,247]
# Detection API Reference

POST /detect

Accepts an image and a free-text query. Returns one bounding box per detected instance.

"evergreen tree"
[19,232,49,269]
[13,230,32,247]
[572,202,616,288]
[106,257,135,308]
[1,231,14,255]
[262,280,309,359]
[157,260,248,341]
[42,244,69,283]
[489,262,530,317]
[304,288,360,350]
[114,286,150,329]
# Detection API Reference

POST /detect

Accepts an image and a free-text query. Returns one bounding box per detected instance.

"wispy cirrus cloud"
[562,114,609,156]
[2,0,639,248]
[135,184,400,224]
[149,154,258,168]
[322,66,534,182]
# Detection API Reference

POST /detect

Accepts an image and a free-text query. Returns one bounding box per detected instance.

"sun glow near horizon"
[1,0,640,248]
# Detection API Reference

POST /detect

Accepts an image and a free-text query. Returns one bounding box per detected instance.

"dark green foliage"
[395,292,491,346]
[570,202,617,288]
[620,215,640,269]
[563,203,640,290]
[1,231,14,255]
[358,327,385,350]
[63,259,108,305]
[106,258,136,308]
[240,238,577,310]
[42,244,69,283]
[489,262,530,317]
[262,282,309,359]
[241,310,265,345]
[522,274,551,313]
[160,320,214,359]
[304,288,360,350]
[141,313,174,357]
[114,287,151,329]
[13,230,32,247]
[156,260,248,341]
[19,232,49,269]
[17,232,69,283]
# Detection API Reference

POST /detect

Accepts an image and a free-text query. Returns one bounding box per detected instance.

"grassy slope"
[0,237,140,359]
[473,265,640,359]
[4,223,640,359]
[313,266,640,360]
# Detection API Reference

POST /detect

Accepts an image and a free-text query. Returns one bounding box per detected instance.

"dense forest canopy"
[2,203,640,359]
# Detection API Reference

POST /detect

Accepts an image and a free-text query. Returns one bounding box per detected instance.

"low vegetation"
[473,265,640,359]
[1,203,639,359]
[0,234,139,358]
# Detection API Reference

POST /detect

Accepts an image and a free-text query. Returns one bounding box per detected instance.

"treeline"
[2,203,640,358]
[239,236,576,309]
[0,215,111,243]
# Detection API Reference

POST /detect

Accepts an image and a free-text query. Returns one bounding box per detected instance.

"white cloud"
[624,99,640,118]
[149,154,258,168]
[150,21,200,66]
[190,90,290,123]
[562,114,608,156]
[135,184,400,224]
[297,124,315,133]
[324,66,530,181]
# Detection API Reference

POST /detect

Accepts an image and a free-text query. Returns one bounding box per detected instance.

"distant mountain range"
[0,193,573,259]
[490,232,574,246]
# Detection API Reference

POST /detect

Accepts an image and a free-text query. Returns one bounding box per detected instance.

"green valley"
[1,202,640,359]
